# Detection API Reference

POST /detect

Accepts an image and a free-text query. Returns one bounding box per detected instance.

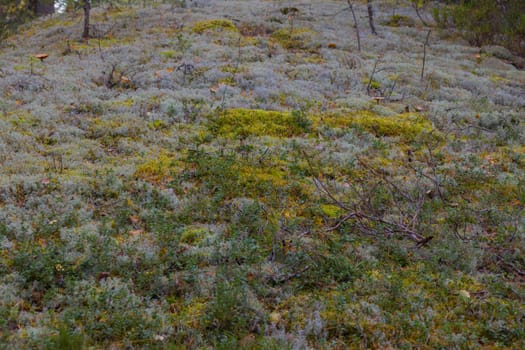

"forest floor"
[0,0,524,348]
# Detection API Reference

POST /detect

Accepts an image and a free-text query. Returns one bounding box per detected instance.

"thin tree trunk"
[367,56,380,95]
[346,0,361,52]
[413,2,428,26]
[83,0,91,39]
[421,30,431,81]
[367,0,377,35]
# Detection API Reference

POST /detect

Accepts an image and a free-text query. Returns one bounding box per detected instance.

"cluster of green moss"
[192,19,239,34]
[317,111,436,141]
[270,28,315,50]
[382,14,416,27]
[134,152,177,184]
[208,108,311,138]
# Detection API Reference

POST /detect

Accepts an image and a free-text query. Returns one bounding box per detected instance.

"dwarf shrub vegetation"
[434,0,525,55]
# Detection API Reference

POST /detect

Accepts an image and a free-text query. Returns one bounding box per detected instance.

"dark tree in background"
[367,0,377,35]
[434,0,525,55]
[1,0,54,39]
[82,0,91,39]
[30,0,55,16]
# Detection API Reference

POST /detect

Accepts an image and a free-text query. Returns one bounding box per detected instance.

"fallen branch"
[306,154,433,246]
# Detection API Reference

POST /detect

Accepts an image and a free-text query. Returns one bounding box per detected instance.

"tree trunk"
[421,30,431,81]
[367,0,377,35]
[413,2,428,26]
[346,0,361,52]
[83,0,91,39]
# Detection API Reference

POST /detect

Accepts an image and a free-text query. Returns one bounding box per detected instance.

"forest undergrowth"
[0,1,524,348]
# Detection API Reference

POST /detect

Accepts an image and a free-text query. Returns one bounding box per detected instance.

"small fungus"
[34,53,49,62]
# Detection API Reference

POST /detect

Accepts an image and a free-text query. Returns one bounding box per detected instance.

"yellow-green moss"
[270,28,314,49]
[209,108,311,138]
[303,54,326,64]
[13,65,27,71]
[220,65,246,74]
[178,298,208,328]
[109,98,134,110]
[240,36,260,47]
[180,227,209,244]
[147,120,168,130]
[383,14,416,27]
[238,164,288,189]
[361,77,381,90]
[192,19,238,34]
[134,153,176,184]
[489,74,512,84]
[320,204,345,218]
[319,111,435,140]
[160,50,181,60]
[217,77,236,86]
[7,112,38,129]
[40,17,76,30]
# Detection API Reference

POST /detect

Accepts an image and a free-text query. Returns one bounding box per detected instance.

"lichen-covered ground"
[0,1,524,348]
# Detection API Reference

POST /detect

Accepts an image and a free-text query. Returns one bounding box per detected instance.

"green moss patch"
[180,226,210,244]
[383,14,416,27]
[134,153,176,184]
[208,108,311,138]
[270,28,315,50]
[319,111,435,140]
[192,19,239,34]
[320,204,345,218]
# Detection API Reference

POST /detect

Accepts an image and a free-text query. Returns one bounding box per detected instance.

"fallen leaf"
[129,229,144,236]
[129,216,140,225]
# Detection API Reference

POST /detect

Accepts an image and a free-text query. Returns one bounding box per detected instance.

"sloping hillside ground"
[0,0,524,348]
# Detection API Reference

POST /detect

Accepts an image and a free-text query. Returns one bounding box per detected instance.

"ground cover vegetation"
[0,0,524,348]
